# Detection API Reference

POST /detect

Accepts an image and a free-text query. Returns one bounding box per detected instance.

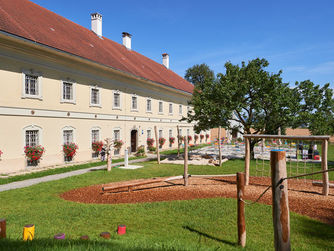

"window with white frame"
[25,130,39,146]
[169,103,173,114]
[187,129,190,136]
[131,95,138,110]
[91,129,100,143]
[62,81,75,102]
[159,101,163,113]
[179,105,182,115]
[179,129,182,136]
[159,129,163,138]
[113,91,121,109]
[146,98,152,112]
[114,130,120,141]
[63,130,73,144]
[169,129,173,138]
[90,86,100,106]
[147,129,151,139]
[22,71,42,99]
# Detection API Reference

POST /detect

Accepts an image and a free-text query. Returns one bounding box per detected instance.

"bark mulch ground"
[61,176,334,225]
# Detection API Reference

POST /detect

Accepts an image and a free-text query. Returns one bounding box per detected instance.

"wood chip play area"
[61,175,334,225]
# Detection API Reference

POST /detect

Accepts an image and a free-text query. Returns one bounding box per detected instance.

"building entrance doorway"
[131,130,137,152]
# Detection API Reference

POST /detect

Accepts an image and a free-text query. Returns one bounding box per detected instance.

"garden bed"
[61,176,334,225]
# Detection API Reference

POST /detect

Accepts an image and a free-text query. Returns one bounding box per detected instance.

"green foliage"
[135,145,146,157]
[184,63,215,89]
[294,80,334,135]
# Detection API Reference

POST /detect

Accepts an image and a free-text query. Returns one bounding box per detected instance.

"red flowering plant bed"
[92,141,103,152]
[63,143,78,158]
[24,145,45,162]
[159,137,166,148]
[187,135,192,143]
[169,137,175,145]
[114,140,124,150]
[147,138,155,147]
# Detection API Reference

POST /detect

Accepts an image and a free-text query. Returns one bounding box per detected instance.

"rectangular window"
[169,129,172,138]
[146,99,152,112]
[91,129,99,143]
[187,129,190,136]
[179,105,182,115]
[131,96,138,110]
[169,103,173,114]
[25,130,39,147]
[114,92,120,108]
[179,129,182,136]
[147,130,151,139]
[114,130,120,141]
[25,74,39,96]
[63,82,73,101]
[63,130,73,145]
[159,130,163,138]
[91,87,100,105]
[159,101,163,113]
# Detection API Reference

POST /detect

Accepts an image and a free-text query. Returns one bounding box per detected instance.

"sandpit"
[61,176,334,225]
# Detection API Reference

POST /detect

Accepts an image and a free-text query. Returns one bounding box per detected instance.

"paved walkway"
[0,156,156,192]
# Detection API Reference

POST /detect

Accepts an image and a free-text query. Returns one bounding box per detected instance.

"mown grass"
[0,161,333,250]
[0,156,146,186]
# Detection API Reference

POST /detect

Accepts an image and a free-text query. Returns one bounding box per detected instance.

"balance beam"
[312,181,334,188]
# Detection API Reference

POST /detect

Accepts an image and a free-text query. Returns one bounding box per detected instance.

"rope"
[240,185,272,205]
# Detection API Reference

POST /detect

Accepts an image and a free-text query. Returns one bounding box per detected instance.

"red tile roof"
[0,0,194,94]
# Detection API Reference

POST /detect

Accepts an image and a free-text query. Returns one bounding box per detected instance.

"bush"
[159,137,166,147]
[148,146,156,152]
[187,135,192,142]
[114,140,124,150]
[147,138,155,147]
[24,145,45,161]
[63,143,78,157]
[92,141,103,152]
[136,145,146,157]
[169,137,175,145]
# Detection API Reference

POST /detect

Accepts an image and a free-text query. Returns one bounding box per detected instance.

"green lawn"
[0,161,333,250]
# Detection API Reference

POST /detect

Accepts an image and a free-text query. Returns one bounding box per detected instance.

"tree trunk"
[250,140,256,160]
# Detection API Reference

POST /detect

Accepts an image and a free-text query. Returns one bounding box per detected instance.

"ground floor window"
[63,129,74,162]
[114,129,120,155]
[91,129,100,158]
[25,130,39,166]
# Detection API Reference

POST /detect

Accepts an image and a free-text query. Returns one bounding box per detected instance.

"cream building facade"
[0,0,209,173]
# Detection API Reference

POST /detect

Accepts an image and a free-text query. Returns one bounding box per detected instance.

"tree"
[185,63,215,89]
[185,58,300,158]
[294,80,334,135]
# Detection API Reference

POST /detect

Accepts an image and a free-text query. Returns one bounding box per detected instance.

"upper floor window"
[90,86,101,106]
[179,105,182,115]
[131,95,138,110]
[61,81,75,103]
[169,103,173,114]
[159,101,163,113]
[25,130,39,147]
[22,70,42,99]
[113,91,121,109]
[146,98,152,112]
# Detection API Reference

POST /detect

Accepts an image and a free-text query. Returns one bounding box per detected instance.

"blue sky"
[32,0,334,87]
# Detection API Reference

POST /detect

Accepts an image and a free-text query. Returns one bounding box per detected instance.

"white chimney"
[122,32,132,50]
[91,13,102,37]
[162,53,169,69]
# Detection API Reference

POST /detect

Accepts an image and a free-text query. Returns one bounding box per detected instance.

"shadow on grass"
[0,238,173,251]
[183,226,236,247]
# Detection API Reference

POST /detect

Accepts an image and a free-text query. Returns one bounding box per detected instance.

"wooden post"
[245,137,250,185]
[237,172,246,247]
[184,138,188,186]
[177,125,180,158]
[271,150,290,251]
[105,138,112,171]
[218,126,222,166]
[155,126,160,164]
[0,219,6,239]
[321,140,329,196]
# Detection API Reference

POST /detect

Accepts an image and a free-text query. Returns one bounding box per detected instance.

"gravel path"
[0,157,154,192]
[61,176,334,225]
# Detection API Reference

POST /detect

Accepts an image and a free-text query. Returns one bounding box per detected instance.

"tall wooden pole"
[245,138,250,185]
[237,172,246,247]
[271,150,290,251]
[321,140,329,196]
[0,219,6,239]
[177,125,180,158]
[105,138,112,172]
[218,126,222,166]
[184,138,189,186]
[154,126,160,164]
